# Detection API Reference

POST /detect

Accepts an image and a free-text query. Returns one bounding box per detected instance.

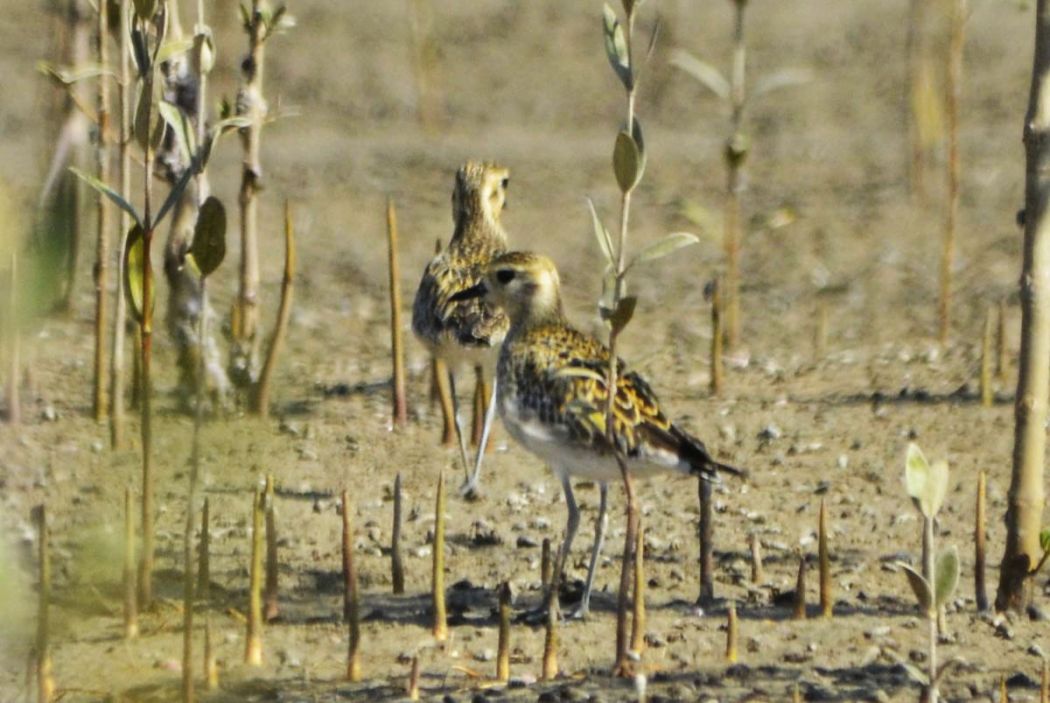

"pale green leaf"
[905,442,930,515]
[123,224,152,326]
[926,459,950,518]
[69,167,144,230]
[934,546,960,607]
[628,232,699,270]
[1041,528,1050,555]
[613,130,641,194]
[602,4,632,90]
[586,197,616,266]
[155,38,194,65]
[157,101,196,165]
[897,562,932,614]
[190,197,227,278]
[754,67,814,98]
[670,50,730,101]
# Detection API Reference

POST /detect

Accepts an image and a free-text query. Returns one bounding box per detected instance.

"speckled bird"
[451,251,742,616]
[412,161,511,494]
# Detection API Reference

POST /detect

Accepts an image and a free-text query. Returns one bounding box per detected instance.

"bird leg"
[446,369,472,484]
[571,481,608,619]
[461,376,498,499]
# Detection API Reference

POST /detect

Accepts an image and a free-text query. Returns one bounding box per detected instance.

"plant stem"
[35,505,53,703]
[726,600,738,663]
[342,489,361,681]
[975,470,988,612]
[252,201,295,416]
[792,552,806,620]
[123,485,138,638]
[724,0,748,349]
[246,487,263,665]
[819,498,832,618]
[110,0,131,447]
[387,197,408,427]
[496,581,511,683]
[198,497,209,600]
[264,474,278,621]
[432,472,447,641]
[93,0,111,422]
[710,277,723,396]
[926,514,937,703]
[698,478,714,604]
[391,473,405,594]
[982,306,994,407]
[997,0,1050,612]
[138,59,156,610]
[749,532,763,584]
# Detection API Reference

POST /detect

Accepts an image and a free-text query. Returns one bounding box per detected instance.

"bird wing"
[412,248,506,349]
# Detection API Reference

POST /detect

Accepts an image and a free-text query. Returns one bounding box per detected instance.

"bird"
[412,161,511,496]
[451,251,743,617]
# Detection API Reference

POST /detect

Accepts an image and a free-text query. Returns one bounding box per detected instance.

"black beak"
[450,281,488,302]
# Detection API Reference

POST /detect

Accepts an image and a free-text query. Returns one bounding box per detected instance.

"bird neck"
[452,200,505,245]
[509,286,565,336]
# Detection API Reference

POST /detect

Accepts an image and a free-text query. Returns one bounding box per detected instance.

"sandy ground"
[1,1,1049,701]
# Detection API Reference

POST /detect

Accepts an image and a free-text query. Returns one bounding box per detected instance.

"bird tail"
[671,424,747,481]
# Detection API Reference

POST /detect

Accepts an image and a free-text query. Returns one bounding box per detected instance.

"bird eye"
[496,269,515,284]
[501,177,509,190]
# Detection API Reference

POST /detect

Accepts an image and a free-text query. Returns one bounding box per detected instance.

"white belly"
[500,393,684,482]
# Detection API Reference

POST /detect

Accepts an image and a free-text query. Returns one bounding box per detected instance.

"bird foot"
[458,478,483,501]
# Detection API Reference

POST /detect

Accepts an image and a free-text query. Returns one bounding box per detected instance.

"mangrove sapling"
[819,497,832,618]
[34,505,54,703]
[246,487,264,665]
[592,0,700,673]
[407,655,420,700]
[230,0,294,389]
[111,0,132,447]
[896,443,961,703]
[182,192,226,703]
[496,581,511,683]
[708,277,723,397]
[698,477,714,604]
[387,198,408,427]
[981,307,994,407]
[342,489,361,681]
[749,532,763,584]
[92,0,111,422]
[542,547,561,681]
[391,473,405,595]
[975,470,988,612]
[998,0,1050,612]
[725,600,738,663]
[264,474,278,621]
[251,201,296,416]
[792,552,806,620]
[432,471,447,642]
[671,2,811,348]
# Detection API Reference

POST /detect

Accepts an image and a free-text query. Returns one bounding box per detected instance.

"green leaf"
[134,80,155,151]
[934,546,960,608]
[602,295,637,335]
[192,30,216,75]
[602,4,632,90]
[69,167,144,230]
[897,562,932,615]
[628,232,699,269]
[37,61,116,86]
[190,197,227,278]
[613,130,641,193]
[1041,529,1050,555]
[670,50,730,101]
[586,197,615,266]
[630,117,646,182]
[157,101,196,165]
[130,27,150,77]
[123,224,153,327]
[905,443,948,518]
[754,67,814,99]
[154,165,196,228]
[155,37,194,66]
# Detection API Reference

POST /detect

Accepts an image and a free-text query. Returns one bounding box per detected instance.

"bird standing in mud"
[412,161,511,497]
[451,251,743,617]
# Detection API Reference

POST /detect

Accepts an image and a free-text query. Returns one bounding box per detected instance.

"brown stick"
[387,197,408,427]
[197,497,210,601]
[124,486,138,638]
[234,0,267,382]
[252,201,295,416]
[407,655,420,700]
[432,472,447,641]
[245,488,263,665]
[35,505,54,703]
[204,615,218,690]
[541,537,552,590]
[997,0,1050,612]
[264,475,278,621]
[1001,674,1008,703]
[698,478,714,605]
[92,0,111,422]
[496,581,511,683]
[391,473,405,594]
[981,306,994,407]
[792,552,807,620]
[434,357,455,446]
[818,498,832,618]
[975,470,988,611]
[997,299,1008,380]
[7,251,20,425]
[710,277,723,396]
[749,532,763,584]
[342,489,361,681]
[630,523,646,655]
[726,600,738,663]
[939,0,966,346]
[108,0,131,446]
[542,550,560,681]
[614,463,639,677]
[724,0,748,349]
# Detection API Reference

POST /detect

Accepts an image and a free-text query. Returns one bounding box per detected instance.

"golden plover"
[412,161,511,495]
[452,251,742,616]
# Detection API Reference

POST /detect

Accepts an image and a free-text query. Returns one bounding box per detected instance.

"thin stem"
[110,0,131,447]
[926,515,938,703]
[93,0,111,421]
